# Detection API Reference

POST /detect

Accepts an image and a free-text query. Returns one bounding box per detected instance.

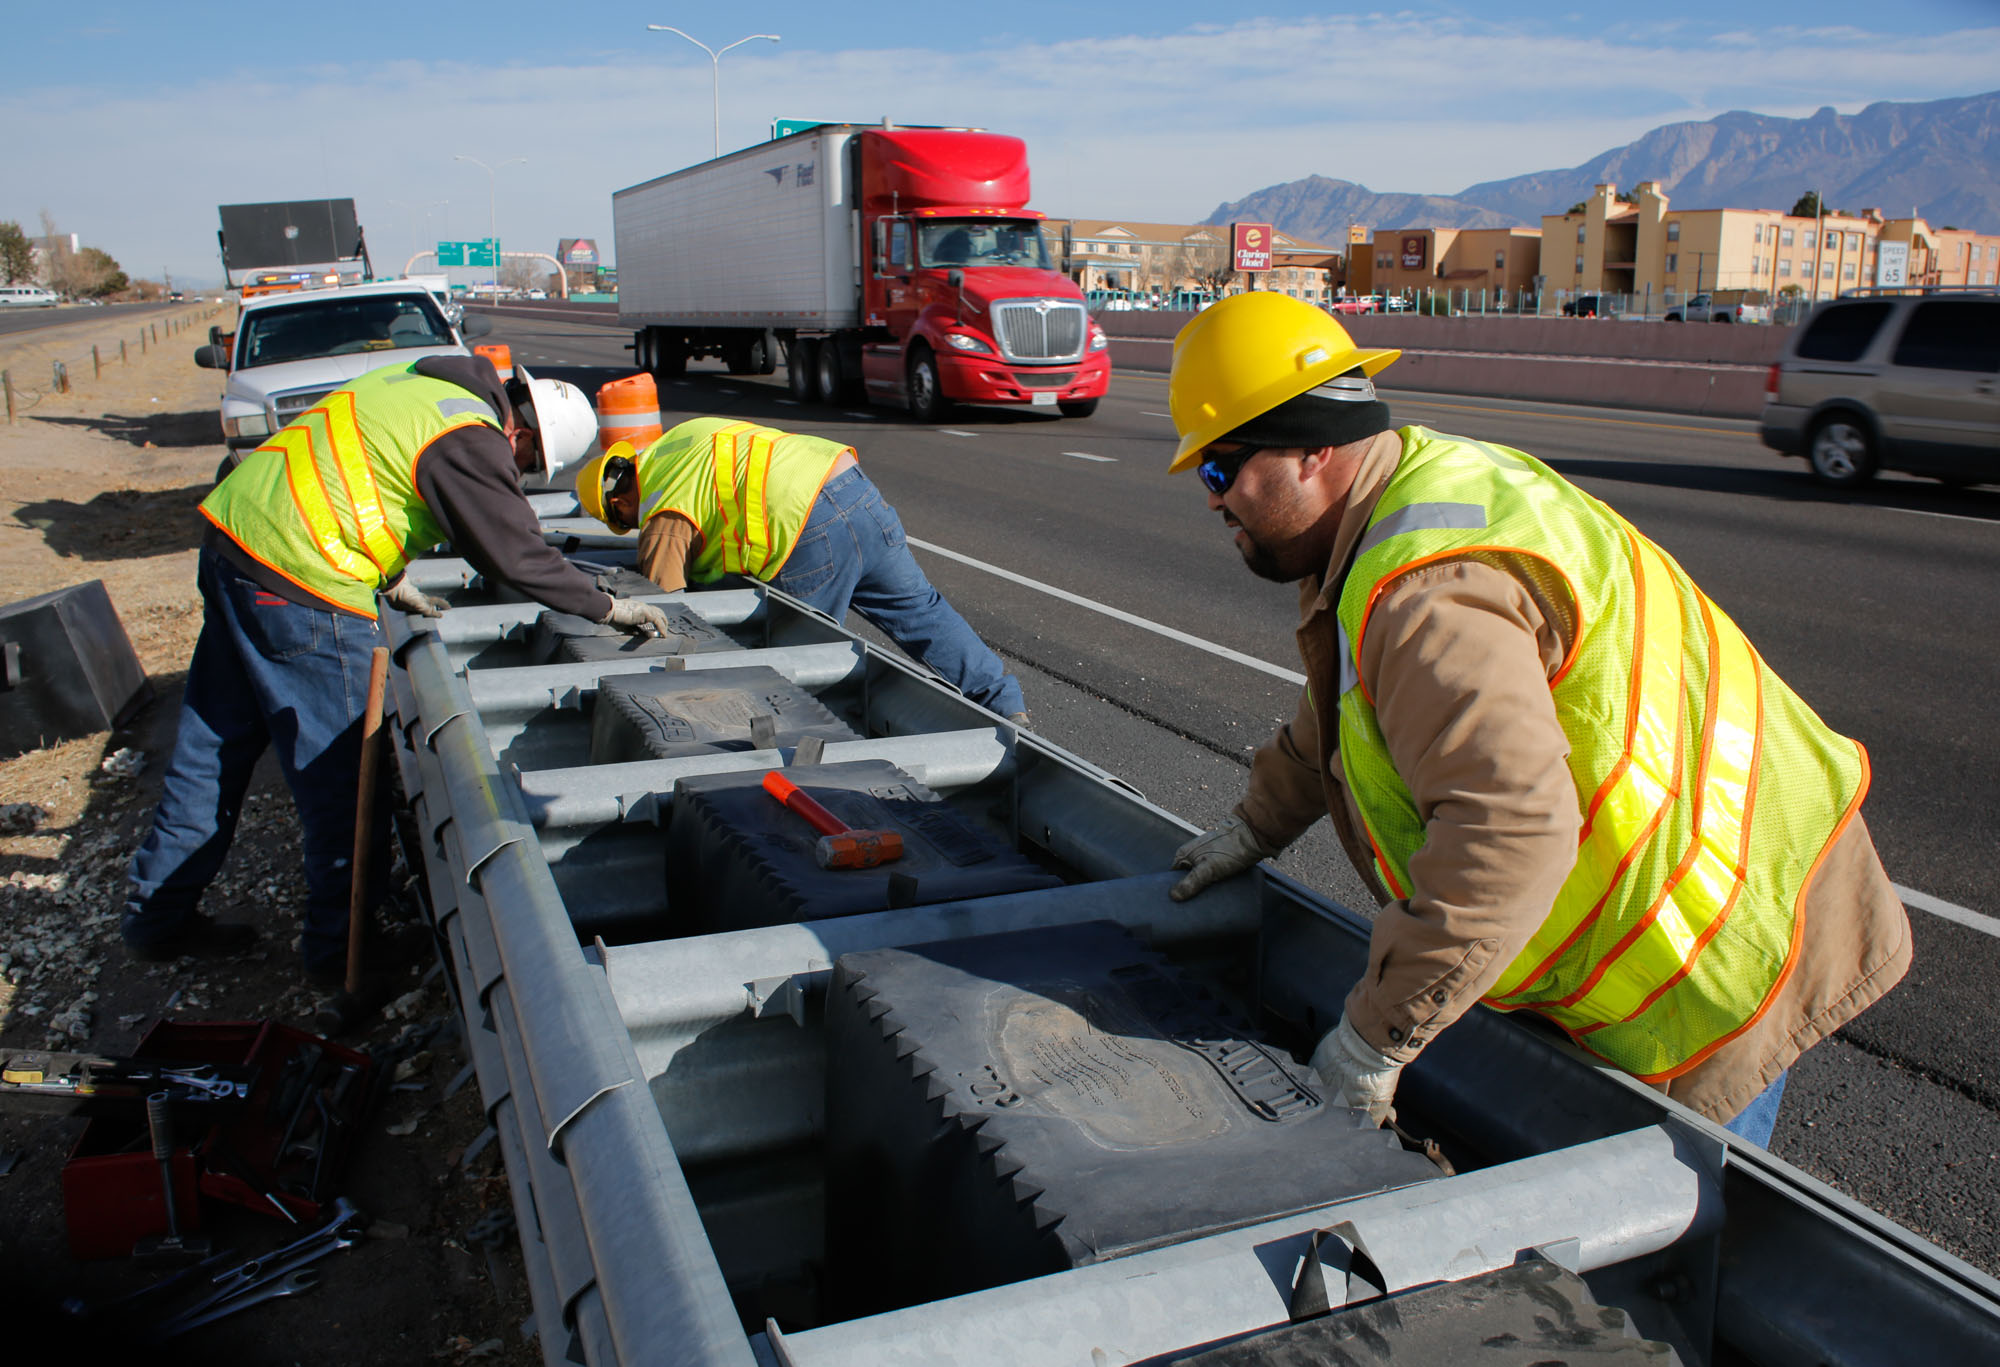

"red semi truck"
[612,122,1110,420]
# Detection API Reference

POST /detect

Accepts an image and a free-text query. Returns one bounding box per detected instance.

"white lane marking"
[939,429,977,437]
[1142,411,1172,418]
[718,388,739,396]
[1896,884,2000,940]
[1874,505,1999,527]
[905,536,1306,685]
[1064,452,1115,463]
[775,398,798,405]
[843,411,877,420]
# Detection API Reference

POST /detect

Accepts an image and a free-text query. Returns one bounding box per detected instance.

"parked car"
[1379,294,1411,312]
[526,288,548,300]
[0,285,59,308]
[1759,289,2000,488]
[194,279,494,461]
[1326,295,1376,315]
[1562,294,1620,318]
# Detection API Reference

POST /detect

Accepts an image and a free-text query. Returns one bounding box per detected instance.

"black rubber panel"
[665,759,1061,933]
[1169,1257,1682,1365]
[0,580,153,760]
[822,921,1441,1318]
[589,665,859,764]
[528,605,740,666]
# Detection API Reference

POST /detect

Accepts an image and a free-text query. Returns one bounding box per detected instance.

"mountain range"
[1205,91,2000,244]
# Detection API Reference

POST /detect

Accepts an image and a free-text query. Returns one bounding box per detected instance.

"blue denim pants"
[770,468,1025,716]
[1720,1070,1789,1147]
[123,543,386,976]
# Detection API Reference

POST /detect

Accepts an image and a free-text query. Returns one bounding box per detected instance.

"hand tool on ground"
[132,1091,214,1266]
[205,1140,301,1224]
[154,1267,322,1339]
[306,1063,362,1202]
[317,645,391,1036]
[60,1247,236,1319]
[762,770,905,870]
[175,1197,362,1323]
[1,1051,255,1115]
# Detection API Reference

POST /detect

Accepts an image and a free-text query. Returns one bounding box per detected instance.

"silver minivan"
[0,285,59,308]
[1759,289,2000,488]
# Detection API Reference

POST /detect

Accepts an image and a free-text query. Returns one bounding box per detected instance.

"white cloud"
[3,14,1995,280]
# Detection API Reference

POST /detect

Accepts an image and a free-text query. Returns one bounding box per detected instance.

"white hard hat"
[518,376,597,483]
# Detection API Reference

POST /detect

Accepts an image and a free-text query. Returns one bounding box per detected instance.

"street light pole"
[646,25,781,160]
[454,154,525,294]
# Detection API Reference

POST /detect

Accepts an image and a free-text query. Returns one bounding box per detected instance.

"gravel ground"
[0,317,539,1367]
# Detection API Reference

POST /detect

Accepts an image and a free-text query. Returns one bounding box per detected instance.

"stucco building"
[1047,218,1343,304]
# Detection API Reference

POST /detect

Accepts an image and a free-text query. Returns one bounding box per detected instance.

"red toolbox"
[61,1020,373,1259]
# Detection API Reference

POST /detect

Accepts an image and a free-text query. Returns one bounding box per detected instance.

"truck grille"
[272,387,336,426]
[992,299,1086,363]
[1016,372,1076,389]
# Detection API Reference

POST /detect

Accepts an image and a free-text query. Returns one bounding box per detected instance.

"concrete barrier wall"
[1100,310,1786,419]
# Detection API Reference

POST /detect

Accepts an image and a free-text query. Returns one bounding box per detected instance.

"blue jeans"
[123,544,386,976]
[771,468,1025,716]
[1721,1070,1789,1147]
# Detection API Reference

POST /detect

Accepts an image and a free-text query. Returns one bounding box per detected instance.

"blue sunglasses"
[1196,443,1265,495]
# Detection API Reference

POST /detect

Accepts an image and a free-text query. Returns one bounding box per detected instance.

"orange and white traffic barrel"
[475,344,513,382]
[597,373,663,454]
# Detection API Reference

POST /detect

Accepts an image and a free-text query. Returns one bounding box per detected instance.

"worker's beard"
[1236,524,1320,583]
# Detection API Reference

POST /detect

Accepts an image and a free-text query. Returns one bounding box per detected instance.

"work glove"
[381,577,445,618]
[599,597,675,638]
[1169,816,1281,901]
[1310,1014,1404,1127]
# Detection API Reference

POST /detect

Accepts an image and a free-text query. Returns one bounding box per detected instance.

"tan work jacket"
[1237,430,1912,1121]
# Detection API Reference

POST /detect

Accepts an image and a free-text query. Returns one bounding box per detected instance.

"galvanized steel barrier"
[379,530,2000,1367]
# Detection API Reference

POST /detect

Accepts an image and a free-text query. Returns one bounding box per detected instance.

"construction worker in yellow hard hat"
[573,417,1029,723]
[1164,290,1908,1148]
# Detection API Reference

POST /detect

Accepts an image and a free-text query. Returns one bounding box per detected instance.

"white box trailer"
[614,127,860,340]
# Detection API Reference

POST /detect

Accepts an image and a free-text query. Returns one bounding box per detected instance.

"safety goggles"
[1195,442,1264,496]
[599,454,637,531]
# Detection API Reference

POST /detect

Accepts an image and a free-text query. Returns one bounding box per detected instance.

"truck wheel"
[1808,414,1877,487]
[816,341,850,404]
[635,330,654,369]
[1057,398,1099,419]
[789,338,819,401]
[749,329,778,376]
[655,332,688,377]
[724,337,756,375]
[907,349,951,423]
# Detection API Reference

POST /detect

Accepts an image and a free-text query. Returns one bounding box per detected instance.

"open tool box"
[60,1021,374,1259]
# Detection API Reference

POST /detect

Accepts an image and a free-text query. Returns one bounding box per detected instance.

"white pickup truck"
[1666,291,1773,324]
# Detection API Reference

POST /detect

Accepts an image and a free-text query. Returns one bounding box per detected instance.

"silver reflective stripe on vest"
[436,397,498,422]
[1469,439,1533,471]
[1336,617,1357,697]
[641,489,672,521]
[1356,501,1488,561]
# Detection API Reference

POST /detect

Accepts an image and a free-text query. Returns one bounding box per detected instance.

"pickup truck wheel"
[907,349,951,422]
[1808,415,1877,487]
[788,338,818,401]
[1057,398,1099,418]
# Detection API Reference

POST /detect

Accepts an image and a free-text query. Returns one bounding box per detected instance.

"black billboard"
[217,199,363,274]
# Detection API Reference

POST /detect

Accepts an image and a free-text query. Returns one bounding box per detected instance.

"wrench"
[199,1197,364,1302]
[156,1267,321,1338]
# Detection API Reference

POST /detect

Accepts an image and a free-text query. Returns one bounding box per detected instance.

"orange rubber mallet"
[761,770,905,870]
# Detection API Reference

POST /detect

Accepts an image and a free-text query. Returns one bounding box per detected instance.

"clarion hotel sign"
[1232,223,1273,272]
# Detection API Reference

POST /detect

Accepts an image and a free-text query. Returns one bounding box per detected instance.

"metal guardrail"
[380,545,2000,1366]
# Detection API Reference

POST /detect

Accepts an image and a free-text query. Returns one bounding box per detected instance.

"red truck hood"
[940,266,1084,309]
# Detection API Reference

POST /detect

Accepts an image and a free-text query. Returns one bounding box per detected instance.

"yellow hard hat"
[1167,292,1401,472]
[574,442,635,533]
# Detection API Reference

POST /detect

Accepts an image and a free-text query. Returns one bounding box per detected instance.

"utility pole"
[647,26,781,160]
[454,155,525,295]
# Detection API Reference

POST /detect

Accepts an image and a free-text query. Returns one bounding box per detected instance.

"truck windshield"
[236,294,455,369]
[917,220,1051,269]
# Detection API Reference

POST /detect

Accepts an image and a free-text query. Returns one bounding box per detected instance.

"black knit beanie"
[1222,372,1391,449]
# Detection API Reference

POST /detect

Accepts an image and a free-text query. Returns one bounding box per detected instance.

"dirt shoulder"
[0,318,537,1366]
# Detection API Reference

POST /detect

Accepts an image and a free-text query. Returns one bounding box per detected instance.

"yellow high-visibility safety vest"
[1334,428,1868,1080]
[633,418,851,583]
[201,364,498,617]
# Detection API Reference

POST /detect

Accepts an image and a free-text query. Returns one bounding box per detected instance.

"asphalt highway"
[0,298,193,341]
[487,309,2000,1277]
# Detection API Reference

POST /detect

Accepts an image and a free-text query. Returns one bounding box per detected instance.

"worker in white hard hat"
[1163,291,1909,1146]
[124,353,675,1000]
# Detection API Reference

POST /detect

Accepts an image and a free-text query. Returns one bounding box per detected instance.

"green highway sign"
[771,119,828,140]
[436,239,497,268]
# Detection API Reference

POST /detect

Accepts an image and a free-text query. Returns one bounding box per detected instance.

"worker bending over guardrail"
[573,417,1028,725]
[1163,292,1911,1146]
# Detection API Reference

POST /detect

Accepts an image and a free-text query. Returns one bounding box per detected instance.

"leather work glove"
[1310,1014,1404,1127]
[599,597,675,638]
[381,577,445,618]
[1169,816,1281,902]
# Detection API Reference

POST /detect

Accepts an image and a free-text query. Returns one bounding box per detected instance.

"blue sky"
[6,2,1996,285]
